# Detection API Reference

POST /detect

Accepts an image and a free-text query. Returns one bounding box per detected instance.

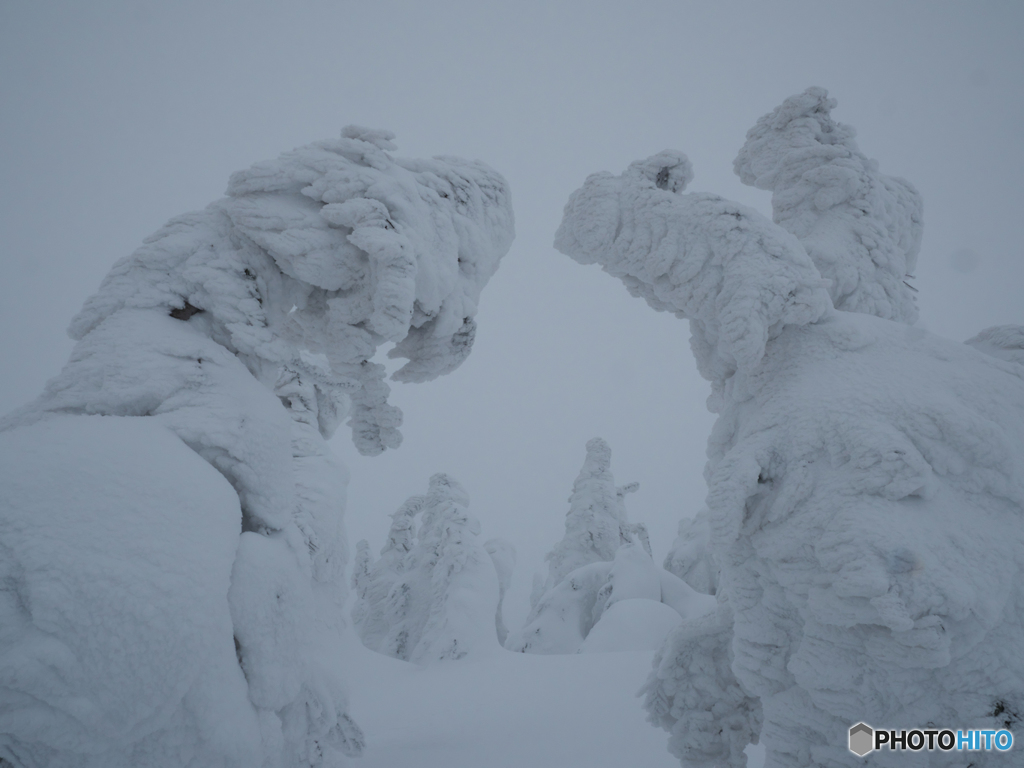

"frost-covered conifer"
[351,474,502,664]
[541,438,642,595]
[0,127,513,767]
[509,440,714,655]
[557,89,1024,768]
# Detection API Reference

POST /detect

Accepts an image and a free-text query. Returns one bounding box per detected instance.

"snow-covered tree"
[539,437,645,598]
[0,127,513,767]
[556,88,1024,767]
[509,439,714,655]
[351,474,503,664]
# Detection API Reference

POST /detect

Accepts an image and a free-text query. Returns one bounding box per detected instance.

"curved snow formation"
[734,87,923,325]
[554,150,831,401]
[557,91,1024,767]
[509,543,715,655]
[0,128,513,767]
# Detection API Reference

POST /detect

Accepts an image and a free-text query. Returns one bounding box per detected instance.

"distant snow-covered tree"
[351,474,504,664]
[509,439,714,655]
[0,127,513,767]
[540,437,644,598]
[557,88,1024,768]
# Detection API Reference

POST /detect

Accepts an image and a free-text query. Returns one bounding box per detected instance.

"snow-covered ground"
[344,635,764,768]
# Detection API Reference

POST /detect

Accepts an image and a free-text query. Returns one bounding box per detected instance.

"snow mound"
[0,416,260,767]
[578,599,683,654]
[509,544,715,655]
[966,324,1024,367]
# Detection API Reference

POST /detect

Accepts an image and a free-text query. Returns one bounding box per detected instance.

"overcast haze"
[2,1,1022,627]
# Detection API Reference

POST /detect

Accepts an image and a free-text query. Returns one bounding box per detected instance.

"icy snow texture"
[734,87,923,325]
[554,150,831,401]
[351,474,501,664]
[557,90,1024,767]
[0,129,512,767]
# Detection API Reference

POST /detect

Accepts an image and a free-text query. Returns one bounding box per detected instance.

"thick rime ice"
[509,440,714,655]
[557,91,1024,767]
[0,129,512,767]
[554,151,831,403]
[734,87,923,325]
[351,474,503,664]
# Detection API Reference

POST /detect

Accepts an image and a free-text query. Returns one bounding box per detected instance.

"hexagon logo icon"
[849,723,874,757]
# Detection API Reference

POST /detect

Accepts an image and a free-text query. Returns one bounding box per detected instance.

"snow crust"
[0,128,513,767]
[351,474,502,663]
[557,89,1024,767]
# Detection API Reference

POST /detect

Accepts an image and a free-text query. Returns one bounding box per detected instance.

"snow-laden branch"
[57,124,514,456]
[555,151,831,390]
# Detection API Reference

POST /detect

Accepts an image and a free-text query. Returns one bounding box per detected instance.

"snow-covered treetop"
[544,437,645,588]
[64,125,515,454]
[555,150,831,387]
[734,87,923,324]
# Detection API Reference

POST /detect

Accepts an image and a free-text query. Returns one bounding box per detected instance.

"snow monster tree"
[555,88,1024,767]
[0,127,513,767]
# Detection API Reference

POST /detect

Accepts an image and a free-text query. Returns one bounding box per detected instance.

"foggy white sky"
[2,1,1022,626]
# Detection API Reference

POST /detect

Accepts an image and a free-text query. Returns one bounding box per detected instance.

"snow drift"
[0,127,513,767]
[556,88,1024,767]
